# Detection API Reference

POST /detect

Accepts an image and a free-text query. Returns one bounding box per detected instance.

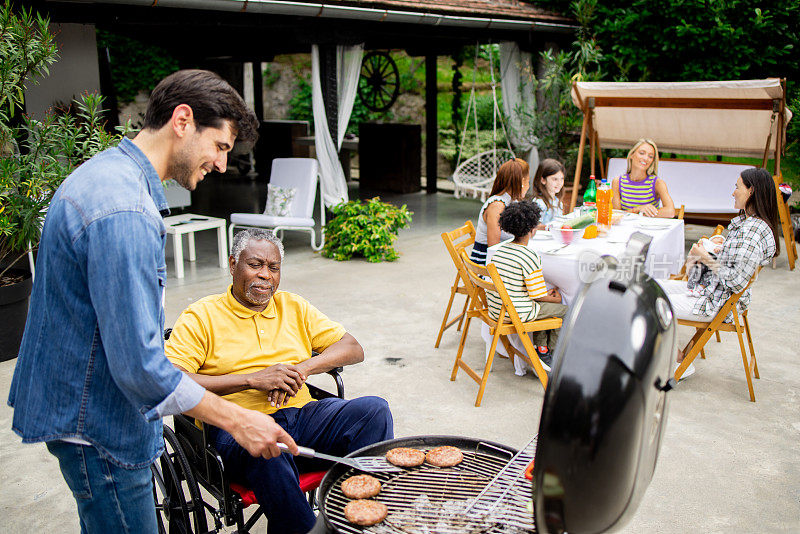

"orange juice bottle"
[596,178,612,227]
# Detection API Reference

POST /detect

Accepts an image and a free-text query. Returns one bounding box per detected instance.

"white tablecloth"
[513,214,685,305]
[480,214,685,370]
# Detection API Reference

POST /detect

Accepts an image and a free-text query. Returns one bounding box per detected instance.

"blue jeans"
[46,441,157,534]
[212,396,393,534]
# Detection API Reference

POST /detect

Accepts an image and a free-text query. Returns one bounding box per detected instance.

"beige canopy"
[570,79,791,157]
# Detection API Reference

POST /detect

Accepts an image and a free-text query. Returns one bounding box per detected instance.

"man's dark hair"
[499,200,542,239]
[143,69,259,145]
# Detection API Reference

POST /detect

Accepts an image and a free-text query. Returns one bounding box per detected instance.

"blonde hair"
[626,139,659,176]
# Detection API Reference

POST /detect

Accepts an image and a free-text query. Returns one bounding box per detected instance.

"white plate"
[531,232,553,240]
[637,219,672,230]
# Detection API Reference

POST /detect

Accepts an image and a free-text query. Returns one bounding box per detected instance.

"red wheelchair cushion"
[229,471,327,509]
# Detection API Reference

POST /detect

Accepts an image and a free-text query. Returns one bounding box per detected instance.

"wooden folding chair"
[676,204,685,220]
[435,221,476,348]
[451,249,562,406]
[674,267,762,401]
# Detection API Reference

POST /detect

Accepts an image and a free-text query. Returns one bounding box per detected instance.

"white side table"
[163,214,228,279]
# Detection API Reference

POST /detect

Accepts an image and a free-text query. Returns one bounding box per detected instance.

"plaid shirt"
[692,215,776,319]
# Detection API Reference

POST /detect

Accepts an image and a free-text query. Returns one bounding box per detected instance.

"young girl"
[531,158,566,227]
[469,158,530,265]
[488,200,566,374]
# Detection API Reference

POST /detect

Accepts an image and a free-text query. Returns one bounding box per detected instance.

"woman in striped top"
[488,201,567,373]
[612,139,676,218]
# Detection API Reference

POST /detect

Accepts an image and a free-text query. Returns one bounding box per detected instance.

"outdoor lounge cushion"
[265,184,296,217]
[607,158,753,214]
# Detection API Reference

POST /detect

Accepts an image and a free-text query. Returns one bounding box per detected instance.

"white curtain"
[312,43,364,208]
[499,42,539,173]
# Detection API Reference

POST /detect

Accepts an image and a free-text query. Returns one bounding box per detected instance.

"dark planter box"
[0,269,32,361]
[358,123,421,194]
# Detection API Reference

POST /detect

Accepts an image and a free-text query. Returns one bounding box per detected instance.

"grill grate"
[321,443,536,534]
[465,435,538,529]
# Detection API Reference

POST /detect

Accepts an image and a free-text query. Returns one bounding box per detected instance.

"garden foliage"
[321,198,412,262]
[0,2,130,278]
[534,0,800,165]
[95,30,179,104]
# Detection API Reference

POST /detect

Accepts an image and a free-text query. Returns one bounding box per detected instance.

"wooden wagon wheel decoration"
[359,51,400,113]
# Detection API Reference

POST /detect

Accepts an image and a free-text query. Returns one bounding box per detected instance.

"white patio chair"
[228,158,325,251]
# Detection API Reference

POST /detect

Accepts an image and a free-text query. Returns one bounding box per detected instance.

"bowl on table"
[548,223,587,245]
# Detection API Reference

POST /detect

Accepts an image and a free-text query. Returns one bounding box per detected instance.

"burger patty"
[425,446,464,467]
[341,474,382,499]
[343,499,388,526]
[385,447,426,467]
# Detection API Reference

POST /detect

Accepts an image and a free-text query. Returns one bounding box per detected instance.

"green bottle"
[583,175,597,205]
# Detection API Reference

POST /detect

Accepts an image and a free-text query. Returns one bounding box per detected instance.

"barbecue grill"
[310,233,677,534]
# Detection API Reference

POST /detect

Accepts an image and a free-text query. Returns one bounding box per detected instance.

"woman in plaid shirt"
[658,168,780,378]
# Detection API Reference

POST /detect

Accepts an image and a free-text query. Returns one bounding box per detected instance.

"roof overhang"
[53,0,576,32]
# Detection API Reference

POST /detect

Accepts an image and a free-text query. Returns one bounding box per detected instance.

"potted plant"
[321,197,412,262]
[0,2,129,360]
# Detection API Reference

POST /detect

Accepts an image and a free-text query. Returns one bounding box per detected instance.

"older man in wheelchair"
[165,229,394,533]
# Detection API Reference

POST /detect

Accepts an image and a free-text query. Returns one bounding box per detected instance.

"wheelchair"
[152,329,344,533]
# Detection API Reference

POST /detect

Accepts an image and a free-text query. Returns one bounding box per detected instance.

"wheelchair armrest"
[328,367,345,399]
[308,367,345,400]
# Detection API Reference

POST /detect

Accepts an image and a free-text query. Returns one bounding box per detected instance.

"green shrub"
[440,128,509,168]
[1,2,131,278]
[287,74,392,135]
[262,64,281,88]
[95,29,178,104]
[321,198,412,262]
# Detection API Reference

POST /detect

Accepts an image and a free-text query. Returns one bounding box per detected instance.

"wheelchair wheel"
[151,425,209,534]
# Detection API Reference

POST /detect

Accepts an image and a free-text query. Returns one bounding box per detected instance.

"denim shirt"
[8,138,205,468]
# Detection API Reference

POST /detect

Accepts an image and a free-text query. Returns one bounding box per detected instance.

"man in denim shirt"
[8,70,298,533]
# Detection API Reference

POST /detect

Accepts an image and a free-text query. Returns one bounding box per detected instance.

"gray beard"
[245,285,272,306]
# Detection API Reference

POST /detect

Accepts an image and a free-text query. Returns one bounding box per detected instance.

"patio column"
[319,45,339,146]
[425,53,438,194]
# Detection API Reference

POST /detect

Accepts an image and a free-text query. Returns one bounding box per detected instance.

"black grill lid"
[533,233,677,534]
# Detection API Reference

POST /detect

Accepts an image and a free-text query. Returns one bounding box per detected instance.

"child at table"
[532,158,566,228]
[488,200,567,375]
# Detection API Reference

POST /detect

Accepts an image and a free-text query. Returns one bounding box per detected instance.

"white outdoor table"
[163,214,228,279]
[481,213,685,366]
[515,214,685,305]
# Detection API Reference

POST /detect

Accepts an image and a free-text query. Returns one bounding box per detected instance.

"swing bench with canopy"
[452,44,516,202]
[569,78,797,270]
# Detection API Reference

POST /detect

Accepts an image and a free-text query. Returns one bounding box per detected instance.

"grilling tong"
[277,443,402,473]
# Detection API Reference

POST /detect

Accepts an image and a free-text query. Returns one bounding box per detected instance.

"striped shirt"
[618,173,659,210]
[487,243,547,322]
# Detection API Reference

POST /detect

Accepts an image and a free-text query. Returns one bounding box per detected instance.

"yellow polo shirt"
[165,286,346,415]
